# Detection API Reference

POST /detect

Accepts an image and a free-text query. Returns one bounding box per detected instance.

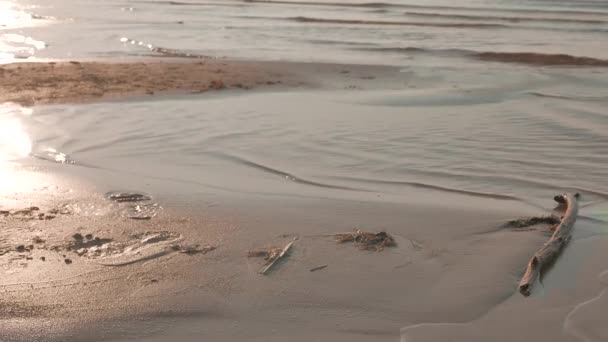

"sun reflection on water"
[0,1,32,28]
[0,103,32,159]
[0,102,34,194]
[0,1,48,63]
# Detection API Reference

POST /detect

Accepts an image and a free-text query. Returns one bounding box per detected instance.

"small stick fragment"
[310,264,328,272]
[260,237,297,275]
[518,193,579,296]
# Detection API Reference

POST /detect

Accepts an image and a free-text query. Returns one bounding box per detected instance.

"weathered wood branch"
[519,193,580,296]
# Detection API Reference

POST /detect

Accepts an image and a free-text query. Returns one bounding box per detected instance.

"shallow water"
[16,79,608,207]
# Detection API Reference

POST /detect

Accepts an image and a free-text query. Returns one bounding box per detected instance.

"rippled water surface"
[1,0,607,209]
[2,0,608,64]
[2,1,608,341]
[17,80,608,206]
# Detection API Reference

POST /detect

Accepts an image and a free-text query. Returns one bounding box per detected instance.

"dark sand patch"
[0,59,406,106]
[0,60,299,106]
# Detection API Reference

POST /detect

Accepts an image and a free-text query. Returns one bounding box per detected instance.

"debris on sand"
[48,206,72,215]
[0,206,68,221]
[501,215,560,231]
[67,233,113,252]
[309,264,328,272]
[129,216,152,221]
[333,230,396,251]
[11,207,39,215]
[105,192,152,203]
[172,244,217,255]
[210,79,225,90]
[248,247,282,260]
[248,237,297,275]
[105,192,161,220]
[0,207,38,219]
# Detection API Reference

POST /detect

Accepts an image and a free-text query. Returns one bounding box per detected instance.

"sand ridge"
[0,60,299,106]
[0,59,408,106]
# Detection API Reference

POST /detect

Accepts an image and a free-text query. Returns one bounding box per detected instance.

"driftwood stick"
[519,193,580,296]
[260,237,297,275]
[309,264,328,272]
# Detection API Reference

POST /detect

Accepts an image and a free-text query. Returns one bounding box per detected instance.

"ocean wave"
[327,176,522,201]
[119,37,213,59]
[303,39,379,47]
[403,11,608,24]
[528,92,608,101]
[241,0,608,16]
[476,52,608,66]
[267,15,608,33]
[288,16,507,28]
[211,152,368,191]
[135,0,245,7]
[356,46,608,66]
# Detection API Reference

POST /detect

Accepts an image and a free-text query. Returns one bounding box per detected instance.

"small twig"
[309,264,328,272]
[260,237,297,275]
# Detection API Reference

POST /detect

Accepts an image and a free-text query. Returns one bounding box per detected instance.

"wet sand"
[0,59,406,106]
[0,60,298,106]
[2,163,605,342]
[1,57,607,341]
[0,171,555,342]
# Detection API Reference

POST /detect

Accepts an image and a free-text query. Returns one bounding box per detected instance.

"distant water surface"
[1,0,608,64]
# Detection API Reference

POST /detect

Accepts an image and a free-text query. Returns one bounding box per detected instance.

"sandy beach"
[1,164,606,342]
[0,59,412,105]
[1,60,607,341]
[2,0,608,341]
[0,168,555,341]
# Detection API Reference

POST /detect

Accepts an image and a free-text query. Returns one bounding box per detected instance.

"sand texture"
[0,60,407,105]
